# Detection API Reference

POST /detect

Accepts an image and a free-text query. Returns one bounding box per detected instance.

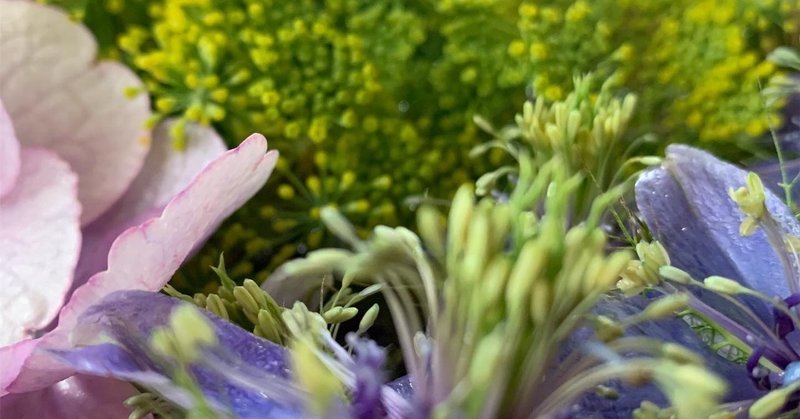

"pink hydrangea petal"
[0,101,20,198]
[8,134,278,392]
[0,1,150,225]
[0,374,140,418]
[0,149,81,346]
[73,120,227,292]
[0,339,37,397]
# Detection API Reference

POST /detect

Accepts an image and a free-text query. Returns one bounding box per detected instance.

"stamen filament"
[685,293,794,360]
[760,214,800,294]
[533,359,659,417]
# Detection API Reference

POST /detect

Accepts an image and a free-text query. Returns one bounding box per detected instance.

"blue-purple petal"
[635,145,800,321]
[347,335,388,419]
[51,290,301,419]
[568,295,762,418]
[387,376,413,400]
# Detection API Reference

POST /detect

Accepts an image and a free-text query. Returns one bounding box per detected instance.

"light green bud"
[658,266,693,285]
[357,304,380,334]
[703,276,748,295]
[642,294,689,321]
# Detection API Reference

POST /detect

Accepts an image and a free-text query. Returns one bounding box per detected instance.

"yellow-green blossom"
[46,0,797,285]
[513,0,792,148]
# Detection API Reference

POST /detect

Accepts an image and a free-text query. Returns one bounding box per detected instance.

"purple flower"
[51,291,300,419]
[47,291,408,418]
[634,144,800,413]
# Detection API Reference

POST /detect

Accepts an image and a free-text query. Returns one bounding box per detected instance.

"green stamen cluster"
[165,256,291,345]
[166,255,380,345]
[473,75,649,222]
[423,166,635,417]
[282,150,727,416]
[617,241,671,296]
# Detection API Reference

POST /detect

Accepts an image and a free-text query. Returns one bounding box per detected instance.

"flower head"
[0,1,279,414]
[48,290,411,418]
[273,150,728,417]
[514,0,791,147]
[633,144,800,415]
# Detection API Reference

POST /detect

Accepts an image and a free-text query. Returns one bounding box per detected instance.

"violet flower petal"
[569,295,762,417]
[0,375,140,419]
[73,119,226,292]
[0,0,150,225]
[347,335,388,419]
[0,147,81,346]
[53,291,300,419]
[635,145,800,320]
[386,377,413,400]
[7,134,278,393]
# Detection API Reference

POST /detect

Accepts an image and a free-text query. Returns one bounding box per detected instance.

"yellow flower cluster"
[513,0,793,146]
[137,0,522,285]
[43,0,796,285]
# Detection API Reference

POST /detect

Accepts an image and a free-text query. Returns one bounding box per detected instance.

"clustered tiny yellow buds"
[513,0,788,145]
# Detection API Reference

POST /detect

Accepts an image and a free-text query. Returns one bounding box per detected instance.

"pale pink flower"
[0,2,278,415]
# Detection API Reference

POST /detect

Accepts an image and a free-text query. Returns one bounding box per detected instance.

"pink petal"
[0,339,37,397]
[73,120,227,293]
[7,134,278,392]
[0,100,20,198]
[0,149,81,346]
[0,375,140,418]
[0,1,150,225]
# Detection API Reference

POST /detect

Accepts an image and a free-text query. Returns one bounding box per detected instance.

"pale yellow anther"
[357,304,380,334]
[729,172,767,236]
[658,265,693,285]
[642,294,689,321]
[703,275,748,295]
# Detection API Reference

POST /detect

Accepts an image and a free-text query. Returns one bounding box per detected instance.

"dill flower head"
[513,0,792,148]
[97,0,527,285]
[42,0,796,285]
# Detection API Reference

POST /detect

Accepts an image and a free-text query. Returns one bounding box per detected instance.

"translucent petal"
[73,120,226,293]
[636,145,800,314]
[0,149,80,346]
[0,100,19,198]
[0,1,150,224]
[7,135,277,392]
